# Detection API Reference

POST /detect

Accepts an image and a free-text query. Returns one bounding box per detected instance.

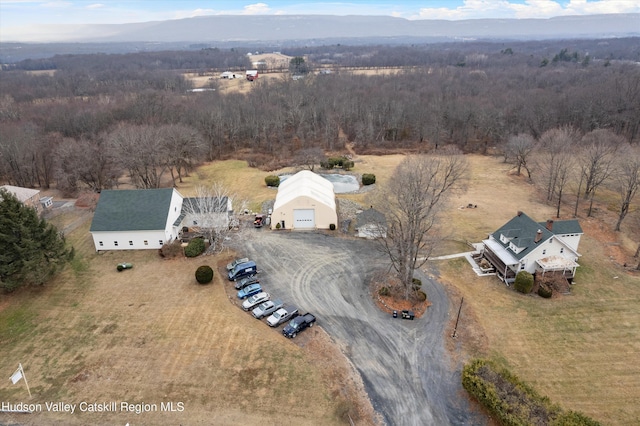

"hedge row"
[462,359,600,426]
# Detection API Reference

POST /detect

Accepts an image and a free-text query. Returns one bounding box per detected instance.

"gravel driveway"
[236,229,484,425]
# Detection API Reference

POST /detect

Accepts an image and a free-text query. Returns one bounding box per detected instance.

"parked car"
[283,313,316,338]
[266,306,299,327]
[252,299,283,319]
[237,283,262,299]
[401,310,415,320]
[234,275,259,290]
[228,261,258,281]
[242,292,270,311]
[226,257,249,271]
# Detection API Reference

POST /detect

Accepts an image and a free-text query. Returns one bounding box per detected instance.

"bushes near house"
[538,284,553,298]
[416,290,427,301]
[514,271,534,294]
[195,265,214,284]
[159,240,184,258]
[329,223,336,230]
[362,173,376,185]
[462,359,600,426]
[265,175,280,187]
[184,238,206,257]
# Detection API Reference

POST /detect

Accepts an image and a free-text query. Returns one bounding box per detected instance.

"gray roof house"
[90,188,184,251]
[356,207,387,239]
[482,211,583,284]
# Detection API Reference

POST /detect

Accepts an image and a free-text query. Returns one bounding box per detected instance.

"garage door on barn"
[293,209,315,229]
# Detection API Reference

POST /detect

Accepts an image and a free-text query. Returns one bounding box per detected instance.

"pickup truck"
[226,257,249,271]
[252,299,283,319]
[266,306,299,327]
[283,313,316,338]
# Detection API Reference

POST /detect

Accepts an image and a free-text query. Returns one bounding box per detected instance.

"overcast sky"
[1,0,639,40]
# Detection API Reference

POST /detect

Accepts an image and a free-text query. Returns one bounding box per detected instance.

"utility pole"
[452,297,464,338]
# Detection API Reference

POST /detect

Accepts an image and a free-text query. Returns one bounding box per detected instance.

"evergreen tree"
[0,189,72,292]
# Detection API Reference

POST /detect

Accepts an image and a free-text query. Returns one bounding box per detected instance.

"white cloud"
[86,3,104,9]
[242,3,271,15]
[414,0,640,20]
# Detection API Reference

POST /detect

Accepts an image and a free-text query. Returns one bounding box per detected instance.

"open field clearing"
[434,156,640,425]
[2,153,639,424]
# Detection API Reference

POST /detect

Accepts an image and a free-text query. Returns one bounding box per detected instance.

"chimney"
[517,211,523,217]
[535,229,543,243]
[546,219,554,231]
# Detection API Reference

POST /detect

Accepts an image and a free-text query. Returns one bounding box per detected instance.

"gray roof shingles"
[490,213,583,261]
[90,189,174,232]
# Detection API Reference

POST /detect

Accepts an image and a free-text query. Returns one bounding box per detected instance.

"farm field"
[1,153,639,425]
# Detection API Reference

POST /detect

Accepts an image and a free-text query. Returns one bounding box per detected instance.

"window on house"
[129,241,133,246]
[114,241,118,246]
[560,248,564,253]
[549,238,553,243]
[159,240,164,246]
[144,240,148,245]
[520,263,525,270]
[542,249,546,255]
[99,241,103,247]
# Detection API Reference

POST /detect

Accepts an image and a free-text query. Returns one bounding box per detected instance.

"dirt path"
[236,230,485,425]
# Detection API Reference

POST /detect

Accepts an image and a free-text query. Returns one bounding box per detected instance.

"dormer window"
[500,234,509,244]
[509,242,525,254]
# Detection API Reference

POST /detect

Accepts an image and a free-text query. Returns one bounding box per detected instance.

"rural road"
[237,230,485,425]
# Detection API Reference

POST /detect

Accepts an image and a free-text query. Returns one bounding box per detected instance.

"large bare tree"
[579,129,624,216]
[613,146,640,232]
[505,133,536,178]
[372,149,467,299]
[181,183,247,254]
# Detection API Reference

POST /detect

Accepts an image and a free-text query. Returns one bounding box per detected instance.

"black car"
[234,275,259,290]
[282,313,316,338]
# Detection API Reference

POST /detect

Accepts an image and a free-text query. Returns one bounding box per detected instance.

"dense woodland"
[0,39,639,230]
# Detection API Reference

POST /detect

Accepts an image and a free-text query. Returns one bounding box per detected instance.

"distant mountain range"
[7,13,640,43]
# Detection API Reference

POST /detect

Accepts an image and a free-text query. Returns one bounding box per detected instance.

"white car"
[242,292,270,311]
[266,306,299,327]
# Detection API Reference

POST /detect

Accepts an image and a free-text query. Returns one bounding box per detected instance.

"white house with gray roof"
[481,211,583,284]
[90,188,184,251]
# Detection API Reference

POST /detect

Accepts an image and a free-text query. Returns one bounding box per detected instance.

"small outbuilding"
[271,171,337,230]
[356,207,387,239]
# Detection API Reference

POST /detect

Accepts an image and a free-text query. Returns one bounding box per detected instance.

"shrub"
[342,160,355,170]
[275,222,281,229]
[416,290,427,301]
[538,284,553,298]
[462,359,600,426]
[159,240,183,258]
[320,160,333,169]
[412,277,422,289]
[265,175,280,187]
[329,223,336,231]
[362,173,376,185]
[184,238,205,257]
[328,157,345,168]
[195,265,214,284]
[514,271,534,294]
[379,286,390,296]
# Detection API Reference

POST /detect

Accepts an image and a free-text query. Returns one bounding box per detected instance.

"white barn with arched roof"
[271,171,337,230]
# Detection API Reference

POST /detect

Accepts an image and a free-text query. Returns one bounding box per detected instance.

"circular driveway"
[237,230,484,425]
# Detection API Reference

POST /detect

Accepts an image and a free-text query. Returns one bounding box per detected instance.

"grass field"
[434,156,640,425]
[2,153,638,425]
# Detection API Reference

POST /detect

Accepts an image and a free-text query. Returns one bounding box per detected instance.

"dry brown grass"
[0,221,371,425]
[434,155,640,425]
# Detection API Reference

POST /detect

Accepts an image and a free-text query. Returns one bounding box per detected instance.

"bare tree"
[613,146,640,232]
[181,183,247,254]
[505,134,536,179]
[371,148,467,299]
[108,124,167,189]
[159,124,204,185]
[293,147,325,171]
[536,127,579,203]
[579,129,624,216]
